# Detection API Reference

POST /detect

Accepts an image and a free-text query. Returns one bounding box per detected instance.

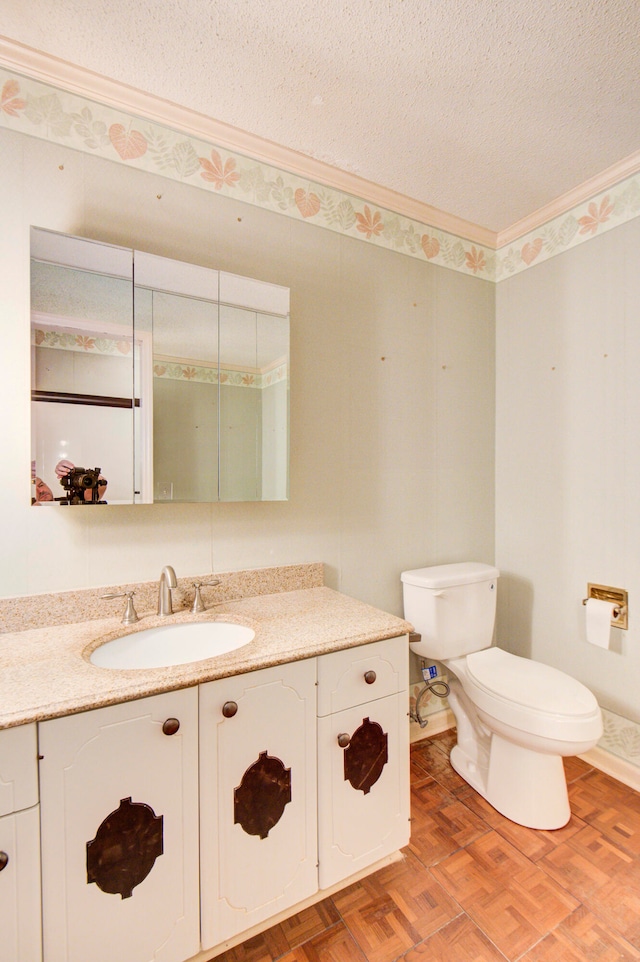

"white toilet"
[401,562,603,829]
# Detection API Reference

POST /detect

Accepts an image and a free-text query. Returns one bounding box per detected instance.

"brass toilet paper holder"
[582,583,628,630]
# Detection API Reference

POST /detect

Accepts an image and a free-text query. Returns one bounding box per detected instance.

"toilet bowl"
[443,648,602,828]
[401,562,603,829]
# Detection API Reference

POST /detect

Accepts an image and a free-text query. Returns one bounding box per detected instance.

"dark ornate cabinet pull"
[222,701,238,718]
[337,732,351,748]
[343,717,388,794]
[0,852,8,871]
[162,717,180,736]
[364,670,377,684]
[87,797,163,899]
[234,752,292,839]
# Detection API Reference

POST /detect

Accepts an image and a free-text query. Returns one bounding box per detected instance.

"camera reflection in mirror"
[56,460,108,504]
[31,460,108,505]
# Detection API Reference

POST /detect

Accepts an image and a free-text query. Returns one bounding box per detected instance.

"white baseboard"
[410,708,455,743]
[579,745,640,793]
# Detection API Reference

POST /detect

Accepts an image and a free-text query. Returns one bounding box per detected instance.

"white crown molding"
[0,35,496,250]
[497,150,640,248]
[0,36,640,264]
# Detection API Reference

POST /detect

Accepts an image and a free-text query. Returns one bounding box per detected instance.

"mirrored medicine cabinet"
[30,227,290,505]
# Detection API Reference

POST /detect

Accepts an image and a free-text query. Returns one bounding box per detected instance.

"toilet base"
[450,735,571,830]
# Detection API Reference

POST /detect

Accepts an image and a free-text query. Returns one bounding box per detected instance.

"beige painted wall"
[1,127,495,626]
[496,216,640,726]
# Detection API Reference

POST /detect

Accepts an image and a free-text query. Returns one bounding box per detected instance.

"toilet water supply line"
[410,661,450,729]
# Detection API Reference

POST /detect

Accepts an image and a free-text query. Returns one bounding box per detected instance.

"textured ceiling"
[3,0,640,232]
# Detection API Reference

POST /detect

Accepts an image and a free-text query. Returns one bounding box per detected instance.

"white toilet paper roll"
[585,597,616,648]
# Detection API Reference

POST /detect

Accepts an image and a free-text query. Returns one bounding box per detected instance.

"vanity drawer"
[0,725,39,816]
[317,635,409,716]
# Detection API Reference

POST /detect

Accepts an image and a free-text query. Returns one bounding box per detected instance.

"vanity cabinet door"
[39,689,199,962]
[200,659,318,949]
[0,806,42,962]
[317,636,410,890]
[317,692,410,888]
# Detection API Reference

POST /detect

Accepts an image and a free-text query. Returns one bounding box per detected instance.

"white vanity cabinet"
[38,688,200,962]
[28,630,409,961]
[0,723,42,962]
[199,659,318,949]
[317,636,410,888]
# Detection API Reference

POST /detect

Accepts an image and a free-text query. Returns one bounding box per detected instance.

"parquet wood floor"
[211,731,640,962]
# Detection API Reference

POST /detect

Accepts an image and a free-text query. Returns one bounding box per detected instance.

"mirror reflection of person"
[31,461,108,504]
[32,477,53,503]
[55,459,108,502]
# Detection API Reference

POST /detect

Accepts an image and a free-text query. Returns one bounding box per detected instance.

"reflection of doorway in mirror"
[261,356,289,500]
[144,285,220,503]
[218,305,289,502]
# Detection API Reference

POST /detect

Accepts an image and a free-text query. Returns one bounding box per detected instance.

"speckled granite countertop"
[0,579,411,730]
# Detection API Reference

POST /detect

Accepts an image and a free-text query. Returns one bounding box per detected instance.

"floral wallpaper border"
[33,327,133,357]
[3,68,640,284]
[496,181,640,279]
[153,358,287,389]
[33,328,287,388]
[0,70,495,278]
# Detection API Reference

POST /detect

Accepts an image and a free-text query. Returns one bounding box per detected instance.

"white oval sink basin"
[89,621,254,669]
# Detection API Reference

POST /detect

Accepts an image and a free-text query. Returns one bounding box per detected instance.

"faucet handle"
[102,591,139,625]
[191,581,221,613]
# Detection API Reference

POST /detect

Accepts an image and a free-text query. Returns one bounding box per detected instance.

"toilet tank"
[401,562,499,660]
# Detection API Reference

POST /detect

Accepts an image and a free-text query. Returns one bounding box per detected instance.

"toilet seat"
[451,647,602,742]
[467,648,597,715]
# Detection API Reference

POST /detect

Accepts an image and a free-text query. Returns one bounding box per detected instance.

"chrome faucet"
[157,565,177,616]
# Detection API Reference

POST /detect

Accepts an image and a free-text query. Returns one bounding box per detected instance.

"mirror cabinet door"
[134,250,220,504]
[30,228,137,506]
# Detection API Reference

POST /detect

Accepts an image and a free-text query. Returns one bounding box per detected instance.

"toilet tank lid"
[401,562,500,589]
